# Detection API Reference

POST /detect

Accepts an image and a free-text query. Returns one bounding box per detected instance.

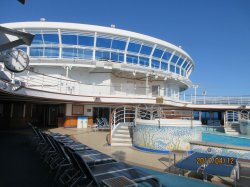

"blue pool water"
[202,132,250,147]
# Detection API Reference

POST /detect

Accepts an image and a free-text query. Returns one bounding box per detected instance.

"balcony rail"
[2,69,250,106]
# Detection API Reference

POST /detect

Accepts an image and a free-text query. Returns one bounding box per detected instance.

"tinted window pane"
[152,60,160,69]
[170,64,175,72]
[161,62,167,70]
[43,34,59,44]
[111,52,124,62]
[139,57,149,67]
[127,42,141,53]
[78,36,94,46]
[182,61,188,68]
[44,47,59,57]
[177,58,184,66]
[32,34,43,44]
[140,45,152,55]
[176,67,180,74]
[162,51,171,61]
[126,54,138,64]
[62,48,77,58]
[61,35,77,45]
[95,51,110,60]
[96,38,111,48]
[111,40,126,50]
[16,47,27,53]
[78,49,93,60]
[171,55,179,63]
[153,48,164,58]
[30,47,43,56]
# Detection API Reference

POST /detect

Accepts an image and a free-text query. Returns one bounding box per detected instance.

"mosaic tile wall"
[133,124,202,152]
[191,144,250,159]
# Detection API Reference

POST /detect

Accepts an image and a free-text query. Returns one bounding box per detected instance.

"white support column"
[146,74,149,96]
[93,32,97,61]
[168,51,176,72]
[124,37,130,64]
[65,103,72,116]
[58,29,62,59]
[149,44,157,68]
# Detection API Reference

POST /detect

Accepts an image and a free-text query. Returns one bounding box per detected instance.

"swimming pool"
[202,132,250,147]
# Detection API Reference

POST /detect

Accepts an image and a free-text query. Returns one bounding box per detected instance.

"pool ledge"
[190,141,250,151]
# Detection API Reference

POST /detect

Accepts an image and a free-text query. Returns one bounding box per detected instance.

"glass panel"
[185,63,192,71]
[95,50,110,60]
[182,60,188,68]
[96,38,112,48]
[61,34,77,45]
[177,58,184,66]
[30,47,43,56]
[170,64,175,73]
[111,40,126,50]
[32,34,43,44]
[140,45,152,55]
[127,42,141,53]
[111,52,124,62]
[152,85,160,96]
[139,57,149,67]
[153,48,164,58]
[171,55,179,63]
[43,34,59,44]
[162,51,172,61]
[78,35,94,46]
[152,60,160,69]
[78,49,93,59]
[161,62,167,70]
[126,54,138,64]
[176,67,180,74]
[62,48,77,58]
[44,47,59,57]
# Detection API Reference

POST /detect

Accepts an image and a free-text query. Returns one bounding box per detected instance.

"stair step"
[116,129,130,133]
[111,142,132,146]
[113,133,130,138]
[119,126,129,130]
[112,138,132,142]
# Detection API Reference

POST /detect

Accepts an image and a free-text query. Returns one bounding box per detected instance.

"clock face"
[3,49,29,73]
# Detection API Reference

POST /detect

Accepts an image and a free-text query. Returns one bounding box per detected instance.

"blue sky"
[1,0,250,96]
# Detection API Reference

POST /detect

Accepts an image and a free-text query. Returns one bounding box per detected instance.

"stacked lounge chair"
[28,123,161,187]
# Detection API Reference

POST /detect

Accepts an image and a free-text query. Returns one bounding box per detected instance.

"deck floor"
[50,127,250,187]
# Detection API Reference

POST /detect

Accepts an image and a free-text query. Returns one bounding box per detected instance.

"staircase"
[225,123,240,135]
[111,123,133,146]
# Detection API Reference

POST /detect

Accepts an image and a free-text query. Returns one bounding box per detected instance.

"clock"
[3,49,29,73]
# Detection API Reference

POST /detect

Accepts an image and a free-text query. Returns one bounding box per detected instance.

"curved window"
[78,35,94,46]
[171,55,179,63]
[32,34,43,44]
[177,58,184,66]
[78,49,93,60]
[96,38,112,48]
[152,60,160,69]
[96,50,110,60]
[44,47,59,57]
[140,45,152,55]
[43,34,59,44]
[127,54,138,64]
[111,40,126,50]
[62,48,77,58]
[182,60,189,69]
[176,67,180,74]
[127,42,141,53]
[170,64,175,73]
[111,52,124,62]
[16,46,27,52]
[153,48,164,58]
[162,51,171,61]
[139,57,149,67]
[62,35,77,45]
[30,47,43,57]
[161,62,167,70]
